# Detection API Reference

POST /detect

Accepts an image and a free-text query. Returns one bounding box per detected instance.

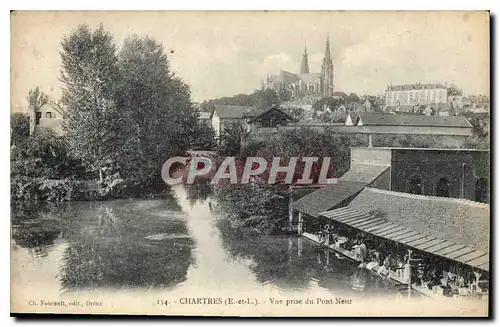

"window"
[406,175,423,195]
[35,112,41,125]
[475,178,488,203]
[45,112,52,118]
[435,177,451,197]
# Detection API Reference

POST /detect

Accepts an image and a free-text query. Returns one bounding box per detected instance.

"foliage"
[312,97,344,111]
[11,131,81,180]
[208,88,280,110]
[116,35,203,189]
[214,127,366,235]
[58,25,215,196]
[348,93,360,103]
[188,121,217,151]
[253,88,280,109]
[219,124,245,156]
[39,179,85,202]
[11,113,30,145]
[10,131,87,203]
[463,112,489,139]
[60,24,123,183]
[214,183,289,235]
[242,126,365,178]
[27,86,49,115]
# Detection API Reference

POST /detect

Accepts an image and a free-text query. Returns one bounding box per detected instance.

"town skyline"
[11,11,489,111]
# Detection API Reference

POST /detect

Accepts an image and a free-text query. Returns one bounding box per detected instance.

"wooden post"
[298,212,303,235]
[407,249,413,297]
[368,134,373,147]
[297,237,303,258]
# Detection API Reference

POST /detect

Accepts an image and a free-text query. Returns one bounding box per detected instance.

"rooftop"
[351,146,490,152]
[348,187,490,253]
[292,181,366,217]
[198,112,211,120]
[213,105,257,119]
[387,83,447,91]
[339,164,390,184]
[357,113,472,128]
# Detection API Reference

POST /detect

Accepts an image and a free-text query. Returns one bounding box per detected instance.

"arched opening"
[406,175,423,195]
[475,178,488,203]
[435,177,451,197]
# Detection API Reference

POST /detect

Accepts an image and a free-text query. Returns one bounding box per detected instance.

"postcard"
[10,10,490,317]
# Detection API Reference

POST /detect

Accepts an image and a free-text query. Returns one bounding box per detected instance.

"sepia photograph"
[10,10,490,317]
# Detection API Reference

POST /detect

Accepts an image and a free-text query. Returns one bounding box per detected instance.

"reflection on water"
[11,184,402,300]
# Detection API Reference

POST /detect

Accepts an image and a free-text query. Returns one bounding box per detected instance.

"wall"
[369,167,391,190]
[248,124,473,137]
[350,147,392,166]
[386,88,448,106]
[211,113,221,137]
[32,106,64,136]
[390,149,490,202]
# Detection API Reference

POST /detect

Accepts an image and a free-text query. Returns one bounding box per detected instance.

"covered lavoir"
[293,186,489,300]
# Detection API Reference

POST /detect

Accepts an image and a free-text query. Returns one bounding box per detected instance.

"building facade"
[342,147,490,203]
[29,102,65,136]
[385,83,448,107]
[264,36,334,100]
[210,105,262,138]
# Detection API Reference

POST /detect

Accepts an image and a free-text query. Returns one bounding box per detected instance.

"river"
[11,185,438,316]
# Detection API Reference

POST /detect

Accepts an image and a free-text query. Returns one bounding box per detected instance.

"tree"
[116,35,202,188]
[312,97,342,111]
[27,87,49,115]
[60,24,123,184]
[348,93,360,104]
[11,113,30,145]
[210,89,280,109]
[254,88,280,109]
[219,124,245,156]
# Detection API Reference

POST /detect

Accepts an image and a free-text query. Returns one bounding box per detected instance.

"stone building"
[29,101,65,136]
[264,36,334,99]
[385,83,448,108]
[340,147,490,203]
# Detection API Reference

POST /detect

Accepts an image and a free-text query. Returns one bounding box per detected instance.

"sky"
[11,11,489,111]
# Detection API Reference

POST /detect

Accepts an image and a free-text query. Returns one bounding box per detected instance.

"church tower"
[321,35,334,96]
[300,44,310,74]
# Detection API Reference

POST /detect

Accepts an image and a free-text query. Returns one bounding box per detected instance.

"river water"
[13,185,461,316]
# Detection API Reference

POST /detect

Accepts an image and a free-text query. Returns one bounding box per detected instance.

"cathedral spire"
[324,34,331,60]
[300,42,310,74]
[321,34,334,97]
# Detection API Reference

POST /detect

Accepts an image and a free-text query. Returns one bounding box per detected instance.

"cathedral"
[263,35,334,100]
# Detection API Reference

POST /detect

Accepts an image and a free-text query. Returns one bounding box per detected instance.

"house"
[331,91,348,101]
[385,104,419,113]
[246,107,295,131]
[210,105,258,138]
[344,112,359,126]
[422,106,434,116]
[29,101,65,136]
[317,187,489,273]
[431,102,454,116]
[198,112,212,127]
[469,103,489,114]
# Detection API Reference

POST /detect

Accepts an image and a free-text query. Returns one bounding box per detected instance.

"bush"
[11,175,42,203]
[39,179,85,202]
[214,183,289,235]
